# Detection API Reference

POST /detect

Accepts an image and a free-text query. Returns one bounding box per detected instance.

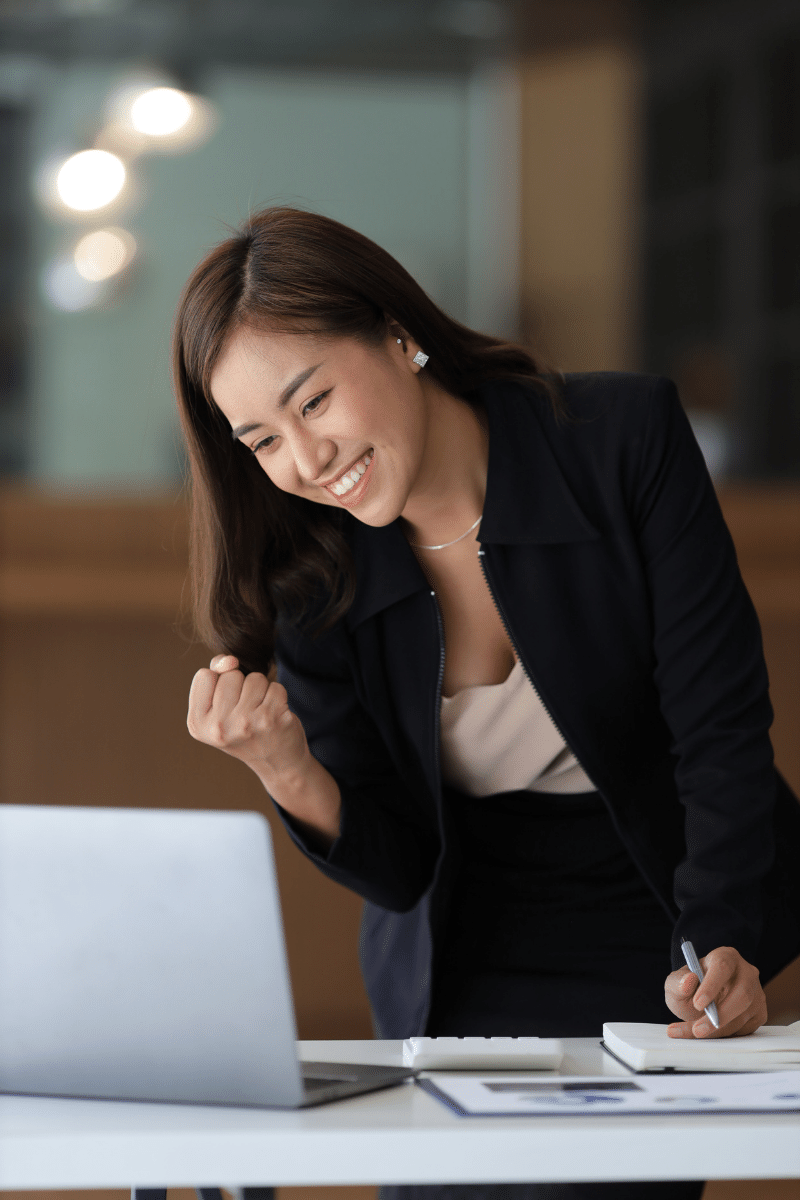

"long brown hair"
[174,206,564,673]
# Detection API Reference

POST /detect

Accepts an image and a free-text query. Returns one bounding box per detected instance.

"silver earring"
[413,351,429,368]
[397,338,402,344]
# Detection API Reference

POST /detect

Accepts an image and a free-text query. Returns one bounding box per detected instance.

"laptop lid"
[0,805,305,1107]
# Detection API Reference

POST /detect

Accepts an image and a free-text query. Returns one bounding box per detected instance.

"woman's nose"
[291,431,335,484]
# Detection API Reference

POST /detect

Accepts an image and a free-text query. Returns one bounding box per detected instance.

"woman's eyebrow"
[230,362,323,441]
[278,362,322,409]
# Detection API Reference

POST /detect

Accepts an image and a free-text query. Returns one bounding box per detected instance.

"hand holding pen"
[664,942,767,1038]
[680,940,719,1028]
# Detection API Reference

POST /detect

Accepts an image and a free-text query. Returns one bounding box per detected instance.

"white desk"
[1,1039,799,1190]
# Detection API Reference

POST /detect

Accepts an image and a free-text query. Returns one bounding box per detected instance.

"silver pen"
[680,938,720,1030]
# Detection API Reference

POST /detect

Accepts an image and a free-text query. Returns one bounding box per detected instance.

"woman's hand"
[187,654,342,846]
[664,945,767,1038]
[187,655,311,784]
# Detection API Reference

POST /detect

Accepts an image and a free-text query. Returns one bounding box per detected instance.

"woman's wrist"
[254,752,342,847]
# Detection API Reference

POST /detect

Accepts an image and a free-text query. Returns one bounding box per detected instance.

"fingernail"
[211,655,235,670]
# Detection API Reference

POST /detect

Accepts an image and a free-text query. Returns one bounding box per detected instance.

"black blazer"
[275,372,800,1037]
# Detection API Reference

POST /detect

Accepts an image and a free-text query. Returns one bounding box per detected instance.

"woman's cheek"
[262,460,294,493]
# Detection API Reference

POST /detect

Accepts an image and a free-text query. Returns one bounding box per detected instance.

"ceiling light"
[100,74,218,156]
[73,227,136,281]
[56,149,126,212]
[130,87,193,136]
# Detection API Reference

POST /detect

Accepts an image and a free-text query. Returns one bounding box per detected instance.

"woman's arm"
[272,614,441,911]
[187,630,440,912]
[630,378,776,1034]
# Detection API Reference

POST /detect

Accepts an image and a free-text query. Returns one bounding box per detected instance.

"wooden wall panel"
[519,43,642,373]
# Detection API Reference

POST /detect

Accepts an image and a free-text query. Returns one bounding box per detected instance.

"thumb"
[210,654,239,672]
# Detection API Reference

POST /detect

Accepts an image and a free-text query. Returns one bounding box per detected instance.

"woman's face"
[209,326,433,527]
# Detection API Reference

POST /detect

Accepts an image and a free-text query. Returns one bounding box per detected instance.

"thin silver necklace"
[408,514,482,550]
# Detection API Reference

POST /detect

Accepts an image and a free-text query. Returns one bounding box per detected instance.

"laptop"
[0,804,412,1107]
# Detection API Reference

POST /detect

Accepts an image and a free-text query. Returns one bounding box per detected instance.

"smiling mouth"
[325,449,374,496]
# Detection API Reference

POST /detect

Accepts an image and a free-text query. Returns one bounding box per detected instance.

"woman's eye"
[250,391,329,454]
[251,435,276,454]
[302,389,330,416]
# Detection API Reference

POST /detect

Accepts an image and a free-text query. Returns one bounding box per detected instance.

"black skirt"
[383,789,705,1200]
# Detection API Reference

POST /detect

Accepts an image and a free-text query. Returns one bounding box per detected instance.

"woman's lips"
[325,450,375,507]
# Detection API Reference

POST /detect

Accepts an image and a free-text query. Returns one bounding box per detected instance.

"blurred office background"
[1,2,799,1197]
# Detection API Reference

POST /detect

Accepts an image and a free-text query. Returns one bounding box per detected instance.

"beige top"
[439,659,594,797]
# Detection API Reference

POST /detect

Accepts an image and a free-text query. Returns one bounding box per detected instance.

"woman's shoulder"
[483,371,684,455]
[481,372,700,521]
[557,372,692,467]
[559,370,679,419]
[483,370,679,422]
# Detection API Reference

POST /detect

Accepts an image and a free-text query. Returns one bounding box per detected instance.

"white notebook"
[603,1020,800,1072]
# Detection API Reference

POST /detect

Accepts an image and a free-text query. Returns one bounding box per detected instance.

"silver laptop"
[0,804,411,1107]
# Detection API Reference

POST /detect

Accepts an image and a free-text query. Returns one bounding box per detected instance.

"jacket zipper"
[418,586,447,1035]
[430,588,446,795]
[477,546,597,789]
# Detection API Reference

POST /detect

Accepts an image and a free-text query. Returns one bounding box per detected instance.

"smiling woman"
[173,205,800,1200]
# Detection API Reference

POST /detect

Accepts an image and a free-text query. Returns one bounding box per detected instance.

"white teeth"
[329,451,373,497]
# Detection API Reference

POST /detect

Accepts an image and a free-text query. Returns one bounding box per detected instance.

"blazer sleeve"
[631,376,777,967]
[271,614,440,912]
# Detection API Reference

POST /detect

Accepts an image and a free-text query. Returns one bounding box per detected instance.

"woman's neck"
[400,388,489,550]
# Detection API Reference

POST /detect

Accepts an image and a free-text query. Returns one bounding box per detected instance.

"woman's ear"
[385,321,426,368]
[385,316,408,347]
[401,333,427,371]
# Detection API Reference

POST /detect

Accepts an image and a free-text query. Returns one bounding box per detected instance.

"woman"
[175,207,800,1200]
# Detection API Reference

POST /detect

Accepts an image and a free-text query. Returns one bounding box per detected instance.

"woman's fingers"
[187,665,308,779]
[664,967,700,1035]
[187,654,242,733]
[695,947,765,1035]
[240,669,270,708]
[210,654,239,672]
[693,946,737,1011]
[258,679,290,718]
[210,666,247,712]
[187,661,249,742]
[665,947,766,1039]
[187,667,223,727]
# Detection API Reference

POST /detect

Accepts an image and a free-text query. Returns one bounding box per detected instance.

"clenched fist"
[187,654,342,846]
[187,655,310,784]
